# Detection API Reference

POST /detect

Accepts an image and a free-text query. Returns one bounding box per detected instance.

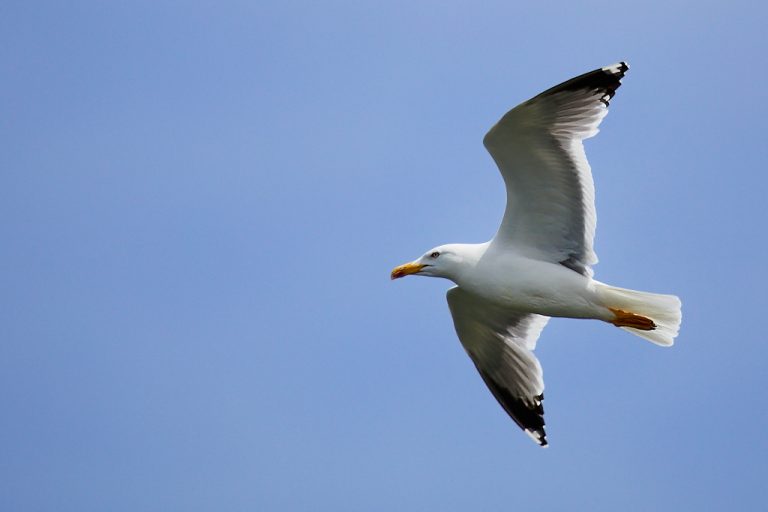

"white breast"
[455,250,606,320]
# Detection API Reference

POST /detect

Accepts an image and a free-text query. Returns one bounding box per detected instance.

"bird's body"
[391,62,681,446]
[447,242,607,320]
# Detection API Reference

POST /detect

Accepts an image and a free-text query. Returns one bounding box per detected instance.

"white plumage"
[391,62,682,446]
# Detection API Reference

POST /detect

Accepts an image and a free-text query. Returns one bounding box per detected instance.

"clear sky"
[2,1,767,510]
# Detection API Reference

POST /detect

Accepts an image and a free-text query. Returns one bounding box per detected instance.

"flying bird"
[391,62,681,447]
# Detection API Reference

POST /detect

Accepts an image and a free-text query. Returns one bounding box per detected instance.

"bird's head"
[391,245,465,281]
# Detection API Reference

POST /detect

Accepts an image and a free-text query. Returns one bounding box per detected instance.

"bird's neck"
[446,242,490,283]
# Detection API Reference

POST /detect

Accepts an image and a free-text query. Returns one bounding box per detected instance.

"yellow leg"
[609,308,656,331]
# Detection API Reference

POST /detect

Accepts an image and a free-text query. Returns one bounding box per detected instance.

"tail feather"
[596,282,682,346]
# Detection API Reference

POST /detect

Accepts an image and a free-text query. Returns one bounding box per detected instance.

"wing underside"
[447,287,550,446]
[484,62,629,276]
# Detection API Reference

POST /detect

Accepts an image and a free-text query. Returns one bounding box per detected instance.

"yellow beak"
[390,262,425,280]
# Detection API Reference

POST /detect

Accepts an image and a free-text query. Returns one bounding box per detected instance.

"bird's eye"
[430,252,440,258]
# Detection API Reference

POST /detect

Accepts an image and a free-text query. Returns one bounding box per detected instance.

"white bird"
[391,62,681,447]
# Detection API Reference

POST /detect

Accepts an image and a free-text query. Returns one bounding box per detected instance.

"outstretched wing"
[447,287,551,446]
[483,62,628,276]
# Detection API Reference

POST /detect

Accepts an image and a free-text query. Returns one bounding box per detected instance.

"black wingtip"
[478,369,548,447]
[536,61,630,108]
[596,62,629,105]
[604,61,629,76]
[526,427,548,447]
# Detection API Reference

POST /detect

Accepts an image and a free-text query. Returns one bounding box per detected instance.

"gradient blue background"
[2,1,766,510]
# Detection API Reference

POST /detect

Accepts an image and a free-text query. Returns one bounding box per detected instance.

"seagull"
[391,62,681,447]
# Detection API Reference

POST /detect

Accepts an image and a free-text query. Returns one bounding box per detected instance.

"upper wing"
[447,287,550,446]
[483,62,628,276]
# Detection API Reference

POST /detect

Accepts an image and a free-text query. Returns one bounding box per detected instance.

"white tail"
[596,282,682,346]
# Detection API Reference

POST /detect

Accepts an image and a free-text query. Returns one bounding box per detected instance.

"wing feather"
[483,62,628,276]
[447,287,550,446]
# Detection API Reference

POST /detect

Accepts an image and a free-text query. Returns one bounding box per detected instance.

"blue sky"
[2,1,767,510]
